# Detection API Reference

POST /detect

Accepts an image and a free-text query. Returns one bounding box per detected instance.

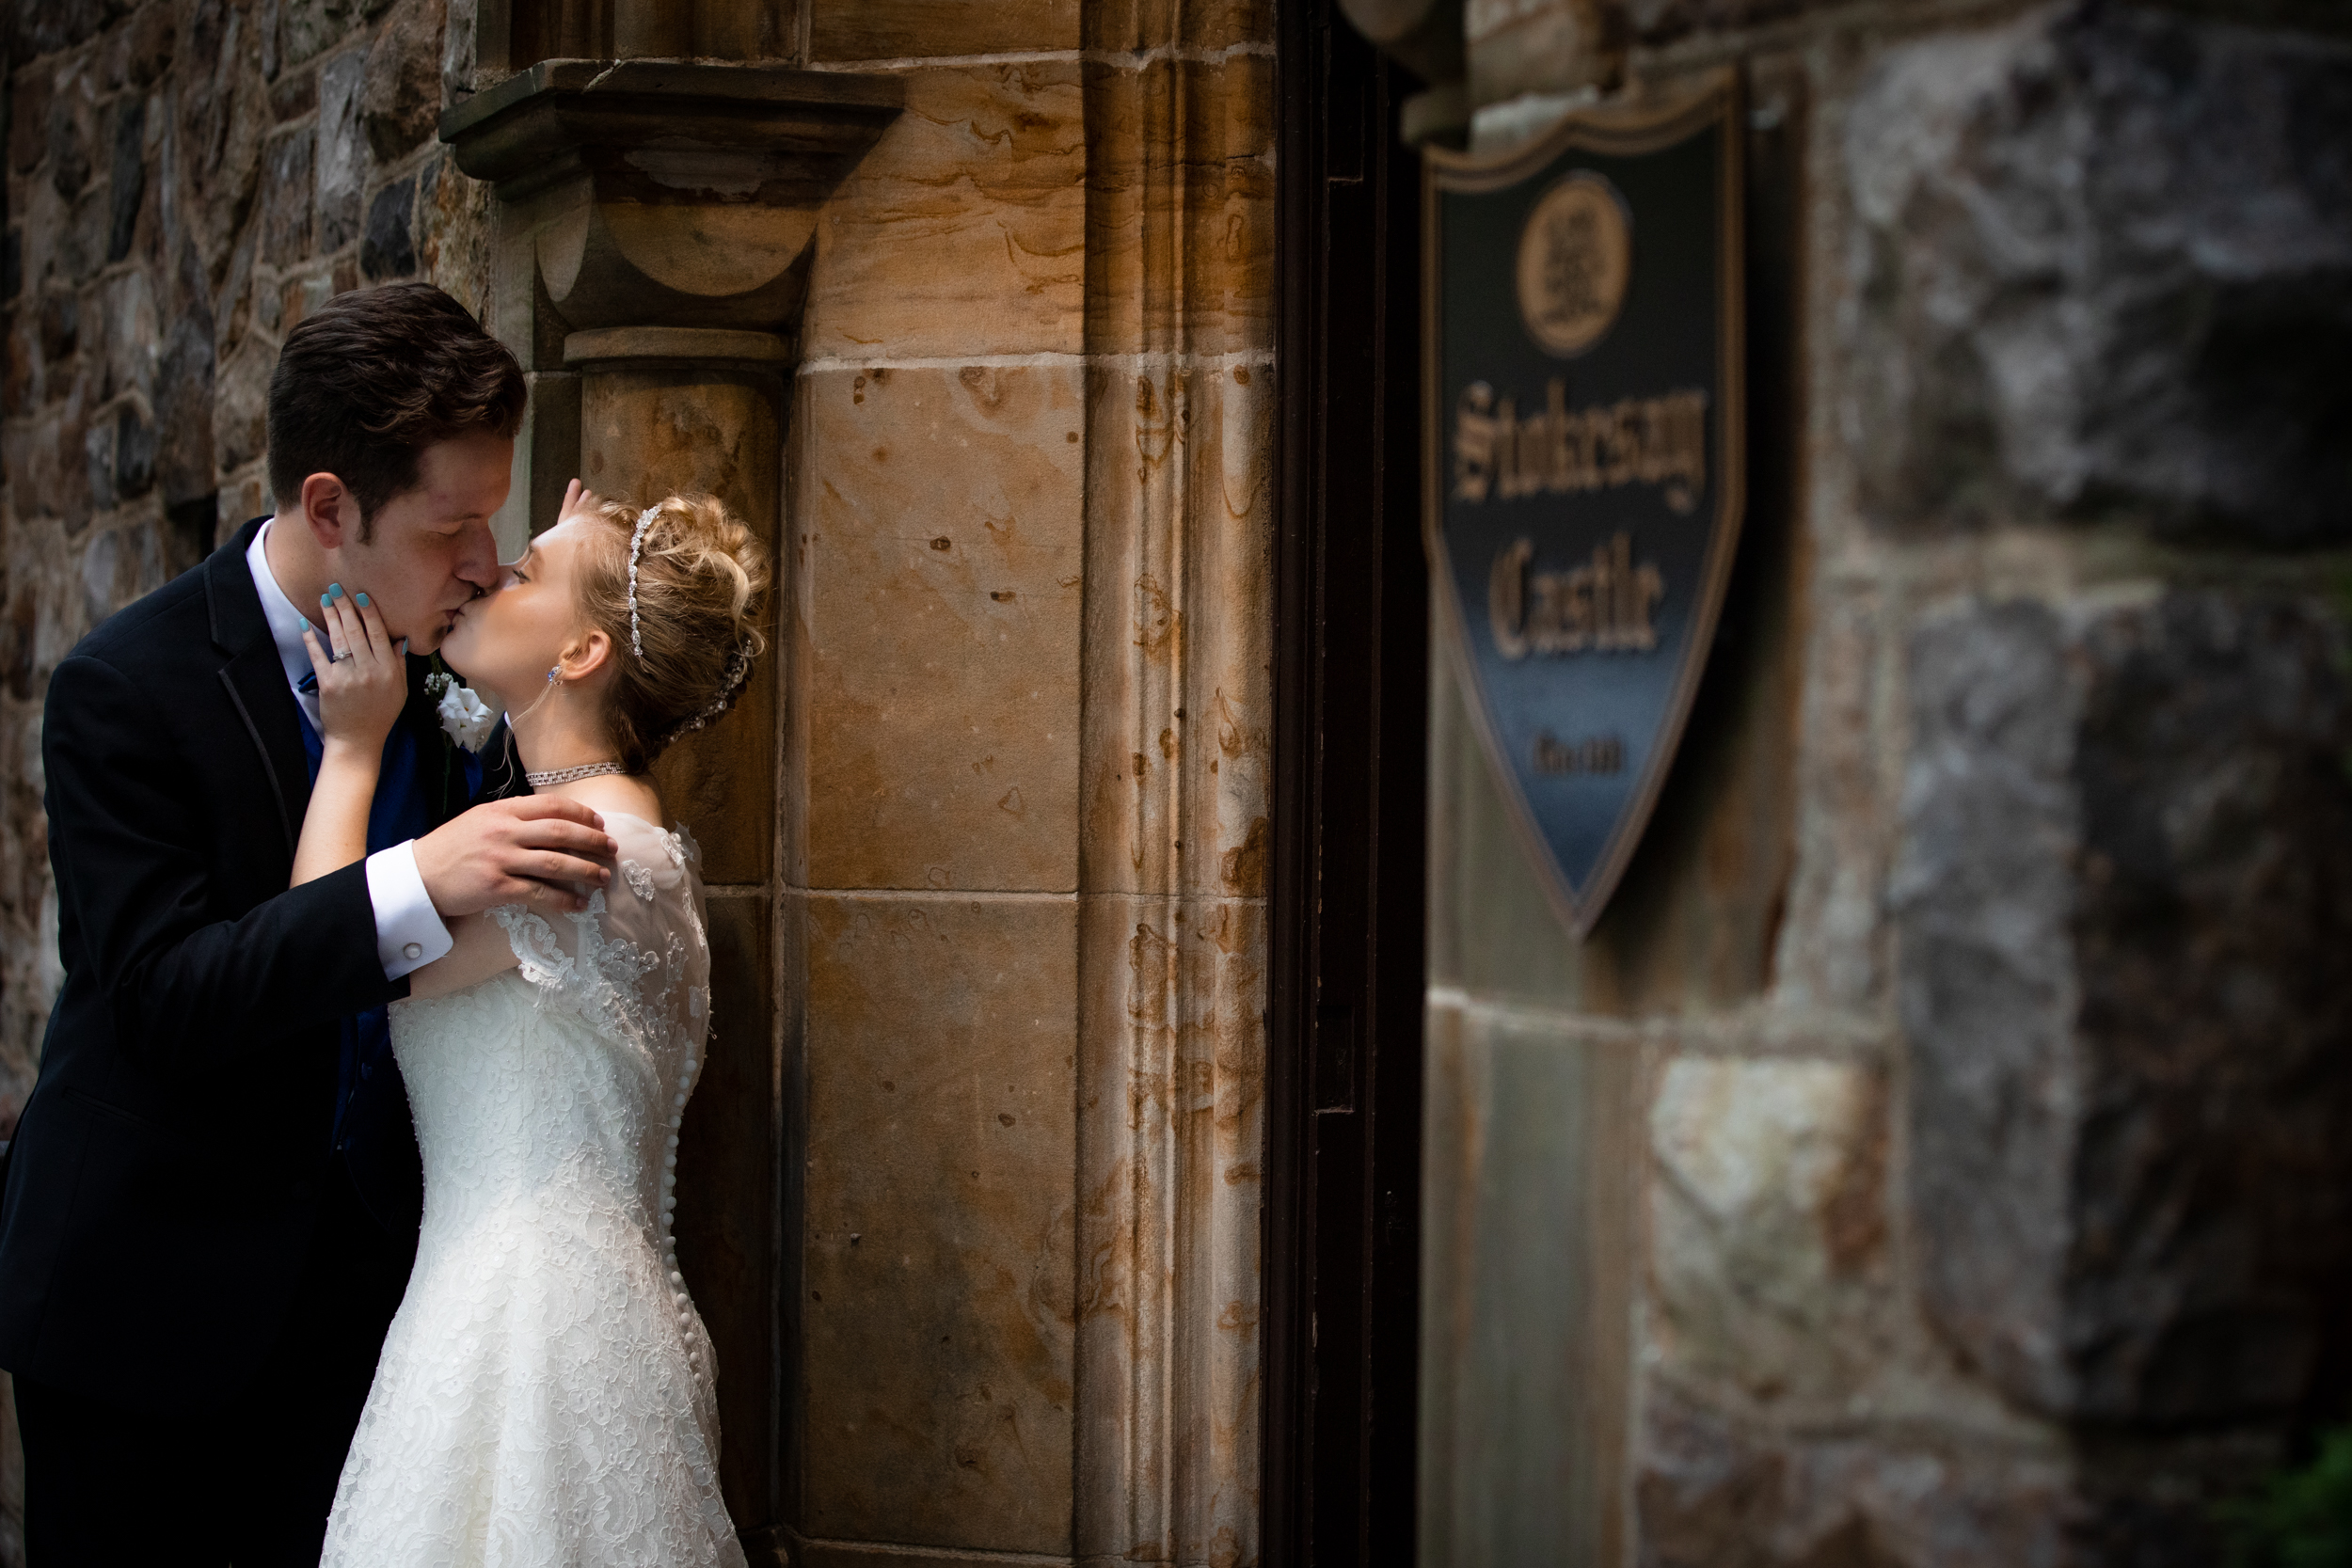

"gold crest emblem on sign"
[1515,171,1632,358]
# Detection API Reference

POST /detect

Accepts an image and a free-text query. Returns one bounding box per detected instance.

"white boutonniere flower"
[434,678,499,753]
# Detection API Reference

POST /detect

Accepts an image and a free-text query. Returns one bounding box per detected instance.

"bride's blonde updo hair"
[573,492,770,773]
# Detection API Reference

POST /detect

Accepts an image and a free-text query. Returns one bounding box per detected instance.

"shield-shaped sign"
[1423,71,1744,938]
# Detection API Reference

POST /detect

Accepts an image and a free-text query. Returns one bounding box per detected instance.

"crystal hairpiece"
[662,643,755,746]
[626,505,660,658]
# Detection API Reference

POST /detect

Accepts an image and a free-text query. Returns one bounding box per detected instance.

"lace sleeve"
[486,815,710,1054]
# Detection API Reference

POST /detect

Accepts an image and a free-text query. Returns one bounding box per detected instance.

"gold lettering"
[1534,731,1626,775]
[1451,381,1708,509]
[1454,382,1497,501]
[1485,531,1667,659]
[1489,537,1533,660]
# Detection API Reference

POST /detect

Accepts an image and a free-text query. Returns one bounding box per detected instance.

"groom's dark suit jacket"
[0,516,509,1411]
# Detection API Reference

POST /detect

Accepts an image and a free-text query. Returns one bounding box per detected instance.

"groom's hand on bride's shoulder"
[414,797,620,916]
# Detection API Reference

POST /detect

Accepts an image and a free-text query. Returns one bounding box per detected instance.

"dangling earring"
[547,666,562,686]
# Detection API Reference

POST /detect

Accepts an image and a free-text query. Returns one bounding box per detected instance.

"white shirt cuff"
[367,841,453,981]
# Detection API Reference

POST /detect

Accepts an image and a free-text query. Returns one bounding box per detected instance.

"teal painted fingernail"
[299,616,310,632]
[327,583,344,600]
[355,592,369,608]
[319,594,331,608]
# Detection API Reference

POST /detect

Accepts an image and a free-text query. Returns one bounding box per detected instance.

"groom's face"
[335,432,513,654]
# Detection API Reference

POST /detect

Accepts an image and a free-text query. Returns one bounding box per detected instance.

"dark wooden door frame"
[1264,7,1430,1561]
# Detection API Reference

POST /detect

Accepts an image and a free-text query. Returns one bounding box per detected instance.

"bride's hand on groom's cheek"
[413,797,621,917]
[303,590,408,756]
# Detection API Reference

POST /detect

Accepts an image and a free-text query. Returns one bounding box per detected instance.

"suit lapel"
[206,520,311,862]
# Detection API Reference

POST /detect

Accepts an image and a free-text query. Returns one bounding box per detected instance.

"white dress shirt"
[247,521,453,982]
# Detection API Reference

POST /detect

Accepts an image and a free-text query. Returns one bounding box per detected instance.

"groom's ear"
[297,473,362,549]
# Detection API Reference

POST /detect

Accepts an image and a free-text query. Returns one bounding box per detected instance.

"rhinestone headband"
[626,504,659,657]
[661,643,755,747]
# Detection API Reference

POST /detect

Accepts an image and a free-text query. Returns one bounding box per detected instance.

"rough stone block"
[112,403,157,500]
[1843,5,2352,545]
[359,177,415,279]
[279,0,360,70]
[126,3,176,87]
[106,96,144,264]
[1896,592,2352,1424]
[47,85,90,199]
[270,64,318,123]
[360,0,444,162]
[315,48,366,253]
[83,416,115,515]
[801,363,1086,894]
[260,126,314,262]
[35,291,75,367]
[1635,1381,2072,1568]
[209,335,269,480]
[8,68,47,175]
[800,892,1077,1553]
[1649,1057,1892,1408]
[152,304,216,510]
[2,230,18,302]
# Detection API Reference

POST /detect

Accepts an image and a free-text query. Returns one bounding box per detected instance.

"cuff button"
[403,942,424,961]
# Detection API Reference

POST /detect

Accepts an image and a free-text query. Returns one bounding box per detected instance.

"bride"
[294,482,766,1565]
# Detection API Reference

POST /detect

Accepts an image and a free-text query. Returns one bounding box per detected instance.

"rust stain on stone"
[1220,816,1267,895]
[1820,1069,1889,1274]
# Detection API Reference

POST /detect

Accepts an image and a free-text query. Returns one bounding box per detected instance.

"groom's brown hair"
[265,282,527,541]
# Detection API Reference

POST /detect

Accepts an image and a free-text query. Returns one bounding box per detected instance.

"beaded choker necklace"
[526,761,629,787]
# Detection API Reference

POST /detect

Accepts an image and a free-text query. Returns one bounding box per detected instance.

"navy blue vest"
[293,680,480,1229]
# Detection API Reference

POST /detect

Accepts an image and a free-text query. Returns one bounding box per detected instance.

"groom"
[0,283,618,1562]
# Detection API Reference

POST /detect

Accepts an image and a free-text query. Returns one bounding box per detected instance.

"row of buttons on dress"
[660,1046,702,1375]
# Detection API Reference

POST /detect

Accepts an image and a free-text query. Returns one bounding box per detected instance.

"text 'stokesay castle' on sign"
[1424,69,1745,938]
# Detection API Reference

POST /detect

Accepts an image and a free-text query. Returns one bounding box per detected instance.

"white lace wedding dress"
[320,813,744,1568]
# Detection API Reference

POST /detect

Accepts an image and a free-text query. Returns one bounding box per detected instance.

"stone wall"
[0,0,493,1133]
[1421,1,2352,1562]
[0,0,493,1554]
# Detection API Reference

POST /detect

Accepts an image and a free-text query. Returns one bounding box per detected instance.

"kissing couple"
[0,282,763,1565]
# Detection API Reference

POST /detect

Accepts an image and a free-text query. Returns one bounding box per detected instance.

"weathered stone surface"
[124,3,175,87]
[359,176,415,278]
[47,81,91,199]
[360,0,444,162]
[801,363,1086,894]
[8,69,48,175]
[260,126,314,262]
[1843,5,2352,545]
[809,0,1081,59]
[111,402,156,500]
[1636,1382,2072,1568]
[1081,53,1276,359]
[106,95,144,264]
[802,63,1087,361]
[1896,592,2352,1425]
[279,0,360,70]
[1075,360,1275,902]
[2064,594,2352,1421]
[1649,1057,1893,1407]
[152,300,215,508]
[1892,598,2082,1415]
[270,65,318,123]
[209,334,270,479]
[315,49,367,253]
[800,892,1077,1553]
